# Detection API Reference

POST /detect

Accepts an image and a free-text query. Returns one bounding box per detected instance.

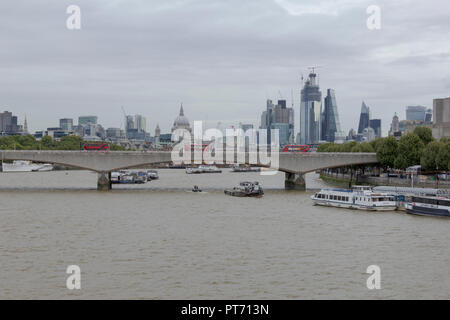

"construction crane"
[307,65,322,74]
[291,89,294,109]
[278,90,283,99]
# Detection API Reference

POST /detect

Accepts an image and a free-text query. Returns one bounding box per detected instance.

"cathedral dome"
[172,104,191,132]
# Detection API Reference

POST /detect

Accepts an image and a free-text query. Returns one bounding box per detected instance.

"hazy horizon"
[1,0,449,136]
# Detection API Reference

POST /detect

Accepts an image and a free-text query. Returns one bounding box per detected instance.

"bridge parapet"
[0,150,378,190]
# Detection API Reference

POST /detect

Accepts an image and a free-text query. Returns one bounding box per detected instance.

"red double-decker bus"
[82,143,110,151]
[184,143,212,152]
[282,145,311,153]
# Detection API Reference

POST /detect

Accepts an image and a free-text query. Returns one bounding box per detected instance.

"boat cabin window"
[438,199,450,207]
[413,197,438,205]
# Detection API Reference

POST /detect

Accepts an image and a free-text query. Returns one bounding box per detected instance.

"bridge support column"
[285,172,306,191]
[97,171,112,191]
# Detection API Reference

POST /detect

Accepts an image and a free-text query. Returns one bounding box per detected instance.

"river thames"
[0,169,449,299]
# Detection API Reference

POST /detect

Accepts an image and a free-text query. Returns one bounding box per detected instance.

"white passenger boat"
[230,164,261,172]
[185,167,203,174]
[311,186,397,211]
[2,160,53,172]
[198,165,222,173]
[186,165,222,174]
[405,196,450,218]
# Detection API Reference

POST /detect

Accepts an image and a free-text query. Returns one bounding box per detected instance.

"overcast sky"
[1,0,449,136]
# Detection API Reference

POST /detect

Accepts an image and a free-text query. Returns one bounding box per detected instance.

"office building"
[299,72,322,145]
[322,89,344,143]
[357,102,370,134]
[0,111,23,135]
[260,99,294,146]
[369,119,382,139]
[124,114,148,140]
[78,116,98,126]
[425,109,433,123]
[59,118,73,132]
[431,97,450,139]
[135,115,146,132]
[106,127,124,139]
[406,106,427,122]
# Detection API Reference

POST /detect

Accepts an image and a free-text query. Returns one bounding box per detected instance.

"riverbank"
[320,171,450,189]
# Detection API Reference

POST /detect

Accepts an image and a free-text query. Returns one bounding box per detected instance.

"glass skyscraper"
[299,72,322,145]
[78,116,98,126]
[260,99,294,146]
[406,106,427,122]
[357,102,370,134]
[321,89,343,143]
[369,119,382,138]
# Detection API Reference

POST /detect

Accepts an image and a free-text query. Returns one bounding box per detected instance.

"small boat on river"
[224,181,264,197]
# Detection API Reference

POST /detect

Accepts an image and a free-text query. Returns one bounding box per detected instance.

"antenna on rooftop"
[291,89,294,108]
[307,65,323,74]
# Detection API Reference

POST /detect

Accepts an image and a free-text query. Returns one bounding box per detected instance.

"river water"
[0,169,449,299]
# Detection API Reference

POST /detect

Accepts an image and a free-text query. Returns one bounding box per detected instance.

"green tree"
[110,144,126,151]
[394,154,409,170]
[41,136,57,149]
[420,141,442,171]
[360,142,374,152]
[396,133,424,169]
[436,141,450,171]
[413,126,433,145]
[341,141,358,152]
[317,143,333,152]
[369,137,384,152]
[58,136,84,150]
[376,137,398,169]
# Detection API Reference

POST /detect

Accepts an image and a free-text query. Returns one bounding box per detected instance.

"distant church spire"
[179,103,184,116]
[23,115,28,133]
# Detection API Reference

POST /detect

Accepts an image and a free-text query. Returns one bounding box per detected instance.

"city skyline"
[1,0,449,136]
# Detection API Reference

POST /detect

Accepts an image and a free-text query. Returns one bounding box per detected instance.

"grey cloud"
[0,0,449,135]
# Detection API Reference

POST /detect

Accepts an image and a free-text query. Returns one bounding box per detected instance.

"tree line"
[0,135,125,151]
[317,127,450,172]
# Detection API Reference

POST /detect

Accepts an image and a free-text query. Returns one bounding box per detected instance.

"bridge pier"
[97,171,112,191]
[284,172,306,191]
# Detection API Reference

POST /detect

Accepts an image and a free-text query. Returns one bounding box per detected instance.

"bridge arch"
[1,150,378,190]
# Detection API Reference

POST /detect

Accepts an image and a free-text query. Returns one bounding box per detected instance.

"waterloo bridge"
[0,150,378,190]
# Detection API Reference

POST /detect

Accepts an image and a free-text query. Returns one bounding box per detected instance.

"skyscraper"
[0,111,22,134]
[369,119,382,138]
[59,118,73,132]
[259,99,294,146]
[125,114,148,140]
[299,72,322,145]
[425,109,433,123]
[134,115,147,132]
[321,89,343,143]
[357,102,370,134]
[406,106,427,122]
[431,97,450,139]
[78,116,98,126]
